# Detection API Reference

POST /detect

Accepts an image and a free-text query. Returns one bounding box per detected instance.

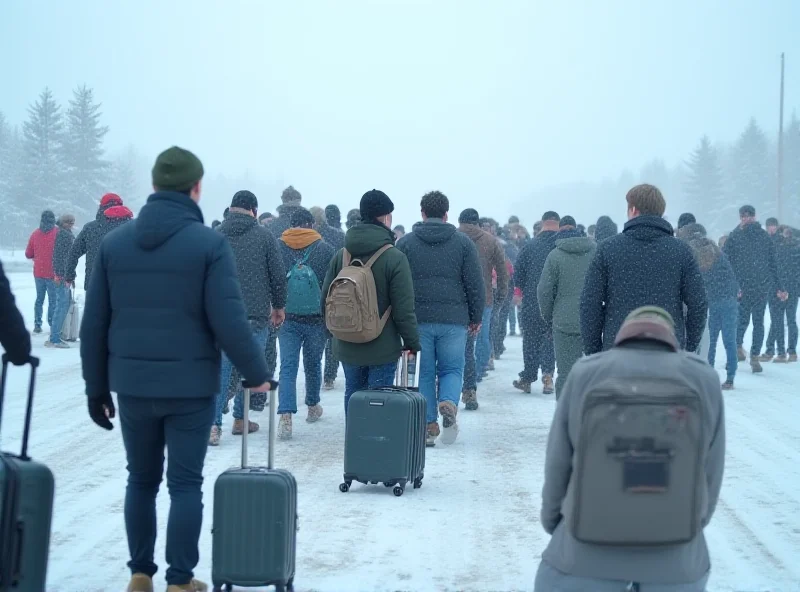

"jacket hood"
[135,191,204,251]
[281,228,322,250]
[412,219,457,244]
[218,211,258,237]
[276,203,306,218]
[556,233,595,254]
[39,211,56,232]
[344,221,395,257]
[691,237,720,271]
[676,222,707,242]
[622,215,674,242]
[594,216,618,241]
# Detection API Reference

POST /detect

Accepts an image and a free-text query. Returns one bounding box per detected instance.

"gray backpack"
[567,375,706,546]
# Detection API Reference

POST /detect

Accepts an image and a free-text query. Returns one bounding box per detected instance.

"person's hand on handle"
[271,308,285,328]
[778,290,789,302]
[88,393,116,430]
[468,323,482,336]
[250,379,279,393]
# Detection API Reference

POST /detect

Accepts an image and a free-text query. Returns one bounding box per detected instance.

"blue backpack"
[285,243,321,316]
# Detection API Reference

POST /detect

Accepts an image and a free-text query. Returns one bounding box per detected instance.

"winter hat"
[151,146,204,192]
[100,193,123,207]
[359,189,394,221]
[677,213,696,229]
[458,208,480,225]
[281,185,302,205]
[615,306,678,352]
[105,205,134,220]
[559,215,576,228]
[325,204,341,226]
[290,208,315,229]
[231,190,258,213]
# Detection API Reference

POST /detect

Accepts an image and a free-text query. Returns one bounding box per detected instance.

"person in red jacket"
[25,210,59,334]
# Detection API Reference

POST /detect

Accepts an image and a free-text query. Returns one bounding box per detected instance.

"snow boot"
[750,358,763,373]
[721,379,735,390]
[737,346,747,362]
[166,579,208,592]
[426,421,440,447]
[487,357,495,371]
[461,389,479,411]
[513,379,532,394]
[323,380,335,390]
[774,354,789,363]
[542,374,555,395]
[127,573,154,592]
[790,352,798,362]
[45,340,69,349]
[438,401,459,445]
[306,404,323,423]
[208,426,221,447]
[278,414,292,440]
[759,352,774,362]
[32,326,42,335]
[232,419,259,435]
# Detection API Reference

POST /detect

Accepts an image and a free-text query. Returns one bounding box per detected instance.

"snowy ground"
[1,268,799,592]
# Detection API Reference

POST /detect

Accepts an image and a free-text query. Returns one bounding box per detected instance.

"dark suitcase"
[0,355,54,592]
[340,351,426,497]
[211,380,297,592]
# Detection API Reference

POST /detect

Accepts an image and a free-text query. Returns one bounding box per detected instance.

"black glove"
[88,393,116,430]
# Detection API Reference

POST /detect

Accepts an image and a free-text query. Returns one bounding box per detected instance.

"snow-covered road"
[2,267,799,592]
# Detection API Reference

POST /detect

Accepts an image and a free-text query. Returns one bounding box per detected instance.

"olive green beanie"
[152,146,204,192]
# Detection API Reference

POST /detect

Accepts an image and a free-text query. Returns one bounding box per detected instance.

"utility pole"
[777,52,785,220]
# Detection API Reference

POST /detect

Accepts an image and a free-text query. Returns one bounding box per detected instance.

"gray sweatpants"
[534,561,709,592]
[553,329,583,398]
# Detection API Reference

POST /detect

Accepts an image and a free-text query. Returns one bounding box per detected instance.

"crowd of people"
[1,144,795,591]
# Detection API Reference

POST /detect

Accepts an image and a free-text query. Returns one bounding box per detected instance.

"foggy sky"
[2,0,798,225]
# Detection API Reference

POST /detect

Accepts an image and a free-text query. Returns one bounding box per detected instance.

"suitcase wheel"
[339,481,351,493]
[212,585,232,592]
[393,485,404,497]
[413,477,423,489]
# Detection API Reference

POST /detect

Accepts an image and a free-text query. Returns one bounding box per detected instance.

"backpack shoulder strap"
[365,244,393,269]
[301,241,319,263]
[342,248,352,267]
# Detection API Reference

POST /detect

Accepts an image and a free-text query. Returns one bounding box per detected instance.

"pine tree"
[683,135,726,233]
[22,87,68,215]
[728,118,773,218]
[109,144,148,211]
[63,85,109,217]
[0,117,32,248]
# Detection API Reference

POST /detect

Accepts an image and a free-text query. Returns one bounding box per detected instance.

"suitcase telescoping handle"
[0,354,40,461]
[240,379,278,471]
[397,350,416,389]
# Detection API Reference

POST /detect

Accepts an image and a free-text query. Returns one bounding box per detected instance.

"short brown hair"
[626,184,666,217]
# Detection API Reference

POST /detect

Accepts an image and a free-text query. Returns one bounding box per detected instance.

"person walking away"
[322,190,420,413]
[258,212,274,226]
[513,211,560,395]
[276,209,335,439]
[393,225,405,241]
[309,205,345,251]
[322,205,346,388]
[691,238,740,389]
[536,216,595,397]
[593,215,618,242]
[763,225,800,362]
[25,210,59,335]
[105,204,135,229]
[0,259,32,365]
[211,190,287,445]
[47,214,76,348]
[535,307,725,592]
[80,147,275,592]
[397,191,484,445]
[676,217,709,358]
[65,193,124,291]
[493,229,518,358]
[266,185,305,238]
[457,208,508,408]
[581,184,707,355]
[722,205,786,372]
[587,224,596,241]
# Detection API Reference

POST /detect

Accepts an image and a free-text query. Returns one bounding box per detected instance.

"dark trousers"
[118,395,214,586]
[508,304,517,334]
[737,289,768,356]
[553,329,582,397]
[324,337,339,382]
[493,289,513,355]
[463,332,477,391]
[765,293,799,355]
[520,312,555,382]
[265,325,278,375]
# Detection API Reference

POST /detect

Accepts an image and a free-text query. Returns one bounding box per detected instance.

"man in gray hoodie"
[535,306,725,592]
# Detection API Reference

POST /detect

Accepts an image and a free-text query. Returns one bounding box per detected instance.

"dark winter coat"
[775,235,800,294]
[594,216,618,242]
[458,223,508,307]
[266,203,307,238]
[515,229,559,320]
[723,221,782,295]
[396,219,486,326]
[279,229,336,324]
[321,222,420,366]
[0,260,31,366]
[676,222,707,243]
[216,211,288,326]
[537,231,596,335]
[318,223,345,252]
[693,239,740,303]
[25,222,58,279]
[580,215,708,355]
[80,191,270,400]
[65,203,117,289]
[52,226,75,279]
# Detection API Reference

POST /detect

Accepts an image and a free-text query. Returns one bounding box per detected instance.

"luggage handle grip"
[0,355,41,460]
[397,351,416,388]
[240,379,278,471]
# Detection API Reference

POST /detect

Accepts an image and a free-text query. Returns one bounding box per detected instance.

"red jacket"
[25,227,59,279]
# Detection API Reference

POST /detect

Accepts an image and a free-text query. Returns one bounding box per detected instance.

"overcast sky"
[2,0,798,224]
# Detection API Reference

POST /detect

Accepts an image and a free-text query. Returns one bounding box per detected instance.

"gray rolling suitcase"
[0,355,54,592]
[340,351,426,497]
[211,381,297,592]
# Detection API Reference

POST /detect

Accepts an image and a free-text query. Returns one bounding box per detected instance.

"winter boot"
[737,346,747,362]
[127,573,154,592]
[278,414,292,440]
[32,326,42,335]
[542,374,555,395]
[306,404,323,423]
[750,358,763,373]
[45,340,69,349]
[461,389,479,411]
[487,357,495,371]
[790,352,798,362]
[721,379,735,390]
[438,401,459,445]
[513,379,532,394]
[426,421,440,447]
[208,426,221,447]
[166,579,208,592]
[232,419,259,435]
[759,352,774,362]
[774,354,789,363]
[323,380,335,390]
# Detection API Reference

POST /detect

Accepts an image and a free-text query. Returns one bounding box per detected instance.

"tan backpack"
[325,245,393,343]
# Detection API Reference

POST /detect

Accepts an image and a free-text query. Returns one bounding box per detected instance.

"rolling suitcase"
[340,351,426,497]
[61,289,81,342]
[0,355,54,592]
[211,380,297,592]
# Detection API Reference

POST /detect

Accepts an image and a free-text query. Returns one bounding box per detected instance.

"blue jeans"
[278,320,326,414]
[476,306,493,378]
[48,283,71,344]
[118,395,214,586]
[708,298,738,380]
[34,277,56,329]
[419,324,468,423]
[214,323,269,427]
[342,361,397,414]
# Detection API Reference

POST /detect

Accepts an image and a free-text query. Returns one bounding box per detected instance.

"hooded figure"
[325,204,342,229]
[25,210,60,332]
[310,206,344,251]
[594,215,618,242]
[345,208,361,229]
[65,193,124,290]
[266,185,305,238]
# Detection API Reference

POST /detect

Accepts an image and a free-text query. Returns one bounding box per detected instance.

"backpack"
[567,375,706,546]
[285,243,321,316]
[325,245,392,343]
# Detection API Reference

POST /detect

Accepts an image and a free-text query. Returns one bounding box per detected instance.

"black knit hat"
[231,190,258,212]
[360,189,394,221]
[325,204,341,225]
[560,215,576,228]
[290,208,315,228]
[152,146,204,192]
[458,208,480,225]
[281,185,302,205]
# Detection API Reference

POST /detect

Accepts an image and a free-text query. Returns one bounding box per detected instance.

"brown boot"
[306,404,323,423]
[231,419,259,435]
[750,358,763,373]
[512,379,531,394]
[166,580,208,592]
[461,389,479,411]
[426,421,440,447]
[542,374,555,395]
[759,352,774,362]
[737,346,747,362]
[774,354,789,363]
[127,573,154,592]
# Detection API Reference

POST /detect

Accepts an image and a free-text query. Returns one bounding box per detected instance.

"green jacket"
[322,222,420,366]
[537,233,596,335]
